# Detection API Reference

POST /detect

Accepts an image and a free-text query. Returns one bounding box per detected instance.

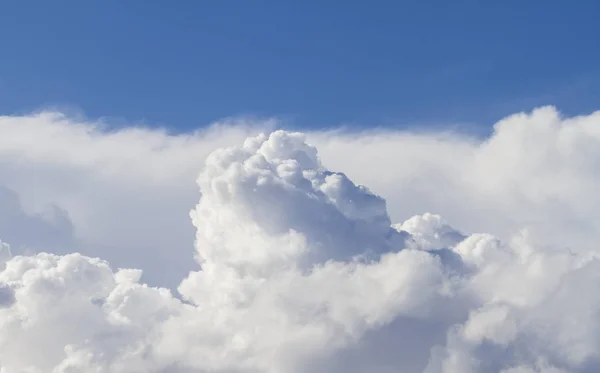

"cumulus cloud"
[0,112,264,287]
[1,107,600,372]
[3,107,600,285]
[311,107,600,255]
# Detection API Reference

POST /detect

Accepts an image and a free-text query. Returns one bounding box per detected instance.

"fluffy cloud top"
[0,108,600,372]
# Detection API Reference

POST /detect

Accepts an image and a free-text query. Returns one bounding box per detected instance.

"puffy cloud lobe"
[190,131,406,275]
[1,122,600,372]
[0,250,185,373]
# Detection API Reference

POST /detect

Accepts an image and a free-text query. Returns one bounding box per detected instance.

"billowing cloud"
[3,107,600,286]
[1,107,600,372]
[1,120,600,372]
[0,112,265,288]
[311,106,600,256]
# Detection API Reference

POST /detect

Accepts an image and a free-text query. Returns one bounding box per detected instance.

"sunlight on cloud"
[0,107,600,372]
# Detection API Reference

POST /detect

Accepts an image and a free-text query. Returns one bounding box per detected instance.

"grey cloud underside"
[0,185,75,255]
[1,108,600,372]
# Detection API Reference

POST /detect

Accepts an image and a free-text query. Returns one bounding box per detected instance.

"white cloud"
[0,107,600,372]
[310,106,600,254]
[0,112,266,287]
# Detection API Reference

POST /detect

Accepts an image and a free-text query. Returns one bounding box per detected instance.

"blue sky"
[0,0,598,132]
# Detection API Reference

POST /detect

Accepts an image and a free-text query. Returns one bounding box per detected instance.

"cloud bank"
[1,107,600,372]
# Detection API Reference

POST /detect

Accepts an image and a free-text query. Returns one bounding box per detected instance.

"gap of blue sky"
[0,0,598,132]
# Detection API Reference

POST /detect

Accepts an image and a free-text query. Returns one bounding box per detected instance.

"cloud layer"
[1,107,600,372]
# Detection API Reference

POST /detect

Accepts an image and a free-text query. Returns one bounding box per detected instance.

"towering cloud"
[1,127,599,372]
